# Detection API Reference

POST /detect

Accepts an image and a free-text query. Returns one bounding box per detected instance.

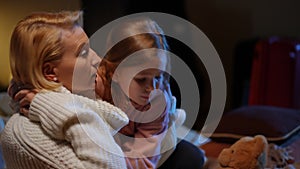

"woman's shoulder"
[1,114,85,169]
[2,113,38,135]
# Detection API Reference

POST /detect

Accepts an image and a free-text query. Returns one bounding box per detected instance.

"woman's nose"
[90,49,101,68]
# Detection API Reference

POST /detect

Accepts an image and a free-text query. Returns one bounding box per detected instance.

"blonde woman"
[1,11,128,169]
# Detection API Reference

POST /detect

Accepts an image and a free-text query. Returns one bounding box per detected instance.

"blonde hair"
[10,10,82,90]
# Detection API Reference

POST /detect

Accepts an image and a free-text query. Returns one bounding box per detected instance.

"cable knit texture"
[1,87,129,169]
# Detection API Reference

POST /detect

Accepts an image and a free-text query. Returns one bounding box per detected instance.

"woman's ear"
[43,62,58,81]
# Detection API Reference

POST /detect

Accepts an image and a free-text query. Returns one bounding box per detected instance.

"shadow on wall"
[185,0,253,112]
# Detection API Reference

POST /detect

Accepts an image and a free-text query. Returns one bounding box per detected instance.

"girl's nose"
[145,78,158,92]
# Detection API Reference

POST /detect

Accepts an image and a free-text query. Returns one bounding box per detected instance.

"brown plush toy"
[217,135,268,169]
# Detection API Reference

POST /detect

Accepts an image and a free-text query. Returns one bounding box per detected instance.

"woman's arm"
[28,89,128,169]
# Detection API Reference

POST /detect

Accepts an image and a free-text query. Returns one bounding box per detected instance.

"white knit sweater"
[1,87,129,169]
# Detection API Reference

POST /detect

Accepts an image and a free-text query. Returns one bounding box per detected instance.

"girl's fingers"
[164,83,176,113]
[19,97,30,108]
[165,83,172,95]
[15,89,37,103]
[20,91,36,107]
[14,89,38,116]
[170,96,177,114]
[14,89,31,101]
[20,107,29,117]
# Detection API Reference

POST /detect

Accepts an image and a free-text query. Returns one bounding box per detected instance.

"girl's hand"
[7,79,33,98]
[14,89,38,117]
[7,79,37,116]
[164,83,176,114]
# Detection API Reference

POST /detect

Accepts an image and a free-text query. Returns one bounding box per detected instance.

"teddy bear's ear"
[218,148,232,167]
[253,135,268,154]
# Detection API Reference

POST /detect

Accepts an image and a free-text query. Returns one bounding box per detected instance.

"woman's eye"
[80,48,89,57]
[79,43,90,57]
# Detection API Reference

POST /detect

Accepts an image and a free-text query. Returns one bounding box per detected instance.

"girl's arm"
[119,90,177,169]
[122,115,169,169]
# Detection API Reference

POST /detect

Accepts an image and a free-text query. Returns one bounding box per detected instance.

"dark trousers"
[158,139,206,169]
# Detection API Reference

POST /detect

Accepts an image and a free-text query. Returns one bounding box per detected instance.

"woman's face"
[115,53,168,106]
[53,26,101,97]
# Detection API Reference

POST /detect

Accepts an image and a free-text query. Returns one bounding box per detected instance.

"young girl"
[97,17,205,169]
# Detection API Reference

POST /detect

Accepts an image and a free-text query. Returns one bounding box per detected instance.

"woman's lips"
[141,95,149,100]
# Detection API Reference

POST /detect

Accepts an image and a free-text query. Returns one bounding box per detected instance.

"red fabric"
[294,45,300,109]
[249,37,300,108]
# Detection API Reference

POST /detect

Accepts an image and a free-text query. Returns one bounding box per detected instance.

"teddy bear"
[217,135,268,169]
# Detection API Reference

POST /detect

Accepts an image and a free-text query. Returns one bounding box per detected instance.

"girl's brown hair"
[98,17,171,104]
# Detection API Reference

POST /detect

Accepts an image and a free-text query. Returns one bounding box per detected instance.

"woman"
[1,11,128,169]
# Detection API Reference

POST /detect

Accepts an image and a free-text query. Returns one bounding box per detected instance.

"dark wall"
[82,0,187,36]
[185,0,300,111]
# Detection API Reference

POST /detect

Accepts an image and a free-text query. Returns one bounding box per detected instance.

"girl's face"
[53,26,101,96]
[115,53,168,106]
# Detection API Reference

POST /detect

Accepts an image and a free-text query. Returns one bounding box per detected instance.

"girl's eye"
[155,74,163,81]
[135,78,146,82]
[155,76,161,80]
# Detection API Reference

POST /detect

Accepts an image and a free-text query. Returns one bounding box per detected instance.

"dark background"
[81,0,300,130]
[2,0,299,131]
[81,0,210,130]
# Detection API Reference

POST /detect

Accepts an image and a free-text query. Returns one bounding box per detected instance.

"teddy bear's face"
[218,135,268,169]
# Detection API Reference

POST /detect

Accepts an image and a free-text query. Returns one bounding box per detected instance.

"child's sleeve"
[119,91,176,169]
[121,114,168,169]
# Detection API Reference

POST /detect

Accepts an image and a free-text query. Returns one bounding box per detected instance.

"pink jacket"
[113,86,175,169]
